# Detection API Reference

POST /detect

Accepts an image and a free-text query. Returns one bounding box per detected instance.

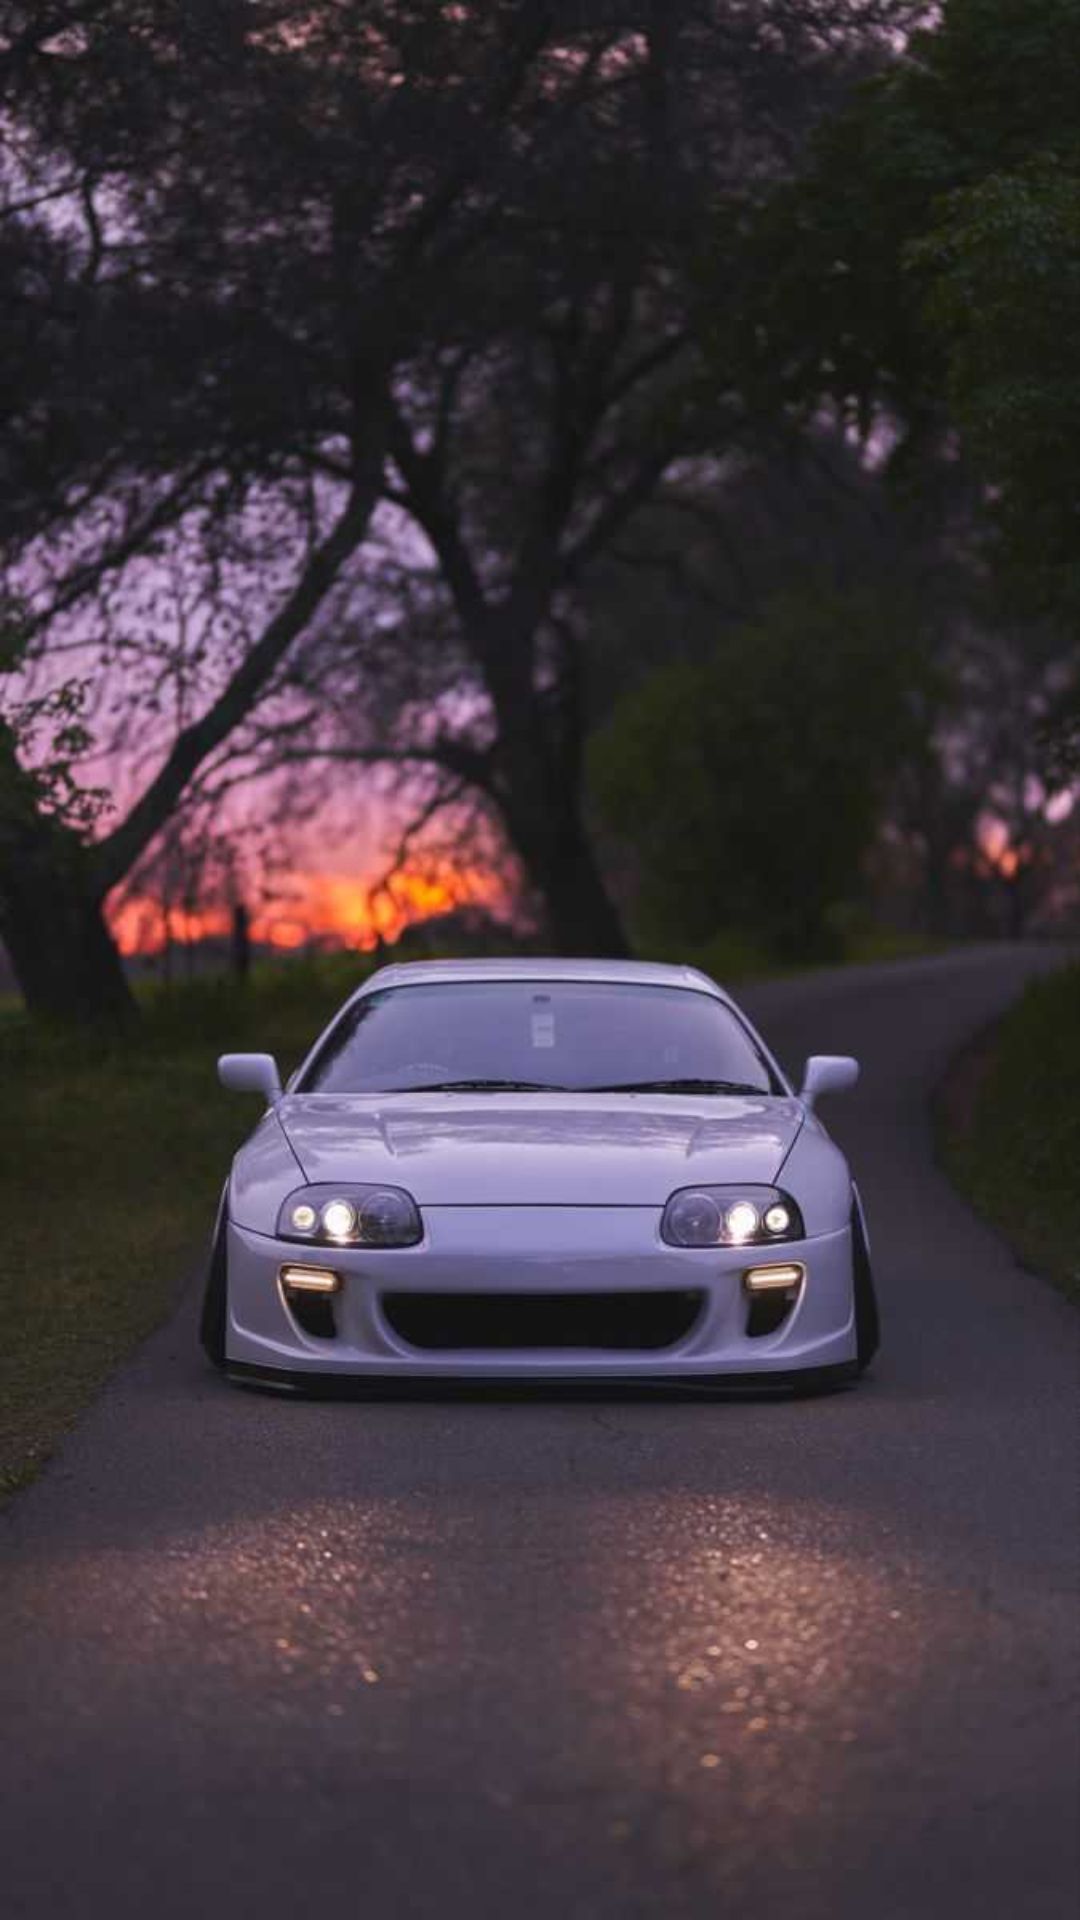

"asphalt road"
[2,945,1078,1920]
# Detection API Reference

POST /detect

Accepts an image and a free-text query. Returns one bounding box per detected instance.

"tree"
[730,0,1080,622]
[0,2,628,1013]
[577,419,946,705]
[231,3,918,956]
[0,606,125,1018]
[589,589,920,959]
[915,158,1080,625]
[1,1,915,1018]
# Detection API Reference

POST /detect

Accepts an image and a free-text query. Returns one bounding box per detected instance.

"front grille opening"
[282,1288,338,1340]
[746,1291,797,1339]
[382,1290,705,1352]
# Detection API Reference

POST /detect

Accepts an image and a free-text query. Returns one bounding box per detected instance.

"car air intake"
[280,1286,337,1340]
[745,1291,796,1338]
[381,1290,704,1352]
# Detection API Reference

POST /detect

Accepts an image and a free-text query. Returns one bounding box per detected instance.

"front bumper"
[224,1206,857,1381]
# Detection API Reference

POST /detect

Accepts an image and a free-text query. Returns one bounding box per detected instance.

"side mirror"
[800,1055,859,1108]
[218,1052,282,1105]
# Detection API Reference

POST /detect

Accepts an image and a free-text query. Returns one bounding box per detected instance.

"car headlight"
[661,1186,804,1248]
[277,1185,422,1248]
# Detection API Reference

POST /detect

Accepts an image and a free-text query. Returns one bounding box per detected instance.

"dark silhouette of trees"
[590,587,921,958]
[0,1,916,1018]
[728,0,1080,624]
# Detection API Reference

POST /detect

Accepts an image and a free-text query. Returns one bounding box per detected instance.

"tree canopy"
[590,588,920,959]
[1,0,917,1018]
[731,0,1080,622]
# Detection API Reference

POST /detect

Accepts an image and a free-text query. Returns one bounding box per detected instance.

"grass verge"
[937,961,1080,1307]
[0,955,371,1501]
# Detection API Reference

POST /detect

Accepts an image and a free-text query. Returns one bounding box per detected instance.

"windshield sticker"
[531,1011,556,1048]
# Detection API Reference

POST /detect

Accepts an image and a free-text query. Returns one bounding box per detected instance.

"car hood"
[276,1092,804,1206]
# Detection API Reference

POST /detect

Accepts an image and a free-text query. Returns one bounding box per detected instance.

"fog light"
[743,1262,805,1293]
[279,1265,341,1294]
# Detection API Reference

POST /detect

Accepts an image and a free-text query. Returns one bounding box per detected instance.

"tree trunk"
[0,484,380,1026]
[0,717,135,1023]
[497,740,630,955]
[482,639,630,958]
[0,837,134,1023]
[230,901,251,981]
[535,823,631,956]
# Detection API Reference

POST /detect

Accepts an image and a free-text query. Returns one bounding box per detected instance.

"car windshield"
[296,981,780,1095]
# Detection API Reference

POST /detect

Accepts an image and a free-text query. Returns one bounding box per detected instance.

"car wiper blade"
[399,1079,571,1093]
[582,1078,768,1095]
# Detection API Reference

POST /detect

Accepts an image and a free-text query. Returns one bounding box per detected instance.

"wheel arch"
[198,1185,230,1369]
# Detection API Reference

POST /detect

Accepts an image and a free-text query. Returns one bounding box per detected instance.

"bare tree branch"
[92,485,378,895]
[21,462,217,639]
[388,405,489,632]
[79,174,103,282]
[601,330,692,412]
[366,773,468,924]
[561,449,673,581]
[262,737,495,794]
[0,177,82,219]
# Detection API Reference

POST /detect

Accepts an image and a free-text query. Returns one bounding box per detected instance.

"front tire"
[199,1201,229,1370]
[852,1202,880,1373]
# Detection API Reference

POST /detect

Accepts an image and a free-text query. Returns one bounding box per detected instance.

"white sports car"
[201,958,878,1393]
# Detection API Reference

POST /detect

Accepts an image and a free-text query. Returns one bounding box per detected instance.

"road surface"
[2,945,1078,1919]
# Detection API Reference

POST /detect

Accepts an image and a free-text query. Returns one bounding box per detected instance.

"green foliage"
[940,962,1080,1306]
[0,952,375,1498]
[732,0,1080,622]
[0,680,111,838]
[914,157,1080,621]
[0,607,110,842]
[590,590,920,962]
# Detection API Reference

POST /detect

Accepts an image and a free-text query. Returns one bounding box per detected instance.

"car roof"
[348,956,731,1005]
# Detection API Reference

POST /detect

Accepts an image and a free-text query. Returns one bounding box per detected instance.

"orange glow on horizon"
[109,862,506,958]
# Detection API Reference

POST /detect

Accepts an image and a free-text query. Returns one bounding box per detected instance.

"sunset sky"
[108,856,508,957]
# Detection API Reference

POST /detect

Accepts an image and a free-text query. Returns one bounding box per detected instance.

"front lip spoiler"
[224,1358,860,1400]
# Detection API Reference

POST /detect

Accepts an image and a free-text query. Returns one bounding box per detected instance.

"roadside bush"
[589,589,920,962]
